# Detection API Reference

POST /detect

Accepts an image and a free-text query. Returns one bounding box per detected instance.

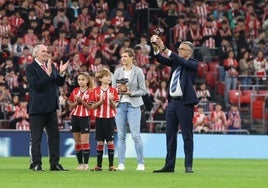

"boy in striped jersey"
[90,68,119,171]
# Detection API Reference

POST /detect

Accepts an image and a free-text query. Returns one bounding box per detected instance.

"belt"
[170,96,182,100]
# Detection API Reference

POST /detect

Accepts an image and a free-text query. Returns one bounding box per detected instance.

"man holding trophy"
[150,29,199,173]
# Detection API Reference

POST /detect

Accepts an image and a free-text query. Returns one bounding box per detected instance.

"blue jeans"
[115,102,144,165]
[224,72,238,105]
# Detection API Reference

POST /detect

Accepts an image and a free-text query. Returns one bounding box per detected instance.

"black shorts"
[70,116,90,133]
[95,117,115,142]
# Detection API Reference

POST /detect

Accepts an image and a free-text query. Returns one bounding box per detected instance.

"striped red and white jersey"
[89,86,119,118]
[69,87,92,117]
[173,24,188,43]
[202,26,216,48]
[135,1,149,10]
[78,14,91,27]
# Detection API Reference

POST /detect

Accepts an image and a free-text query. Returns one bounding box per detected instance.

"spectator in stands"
[0,16,12,38]
[173,14,188,44]
[200,17,217,62]
[111,8,125,33]
[159,0,179,39]
[193,105,210,133]
[5,69,19,95]
[226,104,241,132]
[17,74,29,102]
[135,34,151,56]
[23,27,38,48]
[96,0,109,13]
[88,54,104,76]
[66,0,81,24]
[18,46,34,70]
[53,30,70,58]
[245,12,261,43]
[13,35,27,63]
[58,86,70,129]
[133,0,149,34]
[224,50,239,106]
[216,20,232,48]
[53,8,70,34]
[154,80,168,108]
[210,103,227,131]
[251,37,268,60]
[77,6,91,33]
[196,82,211,112]
[8,95,29,130]
[186,20,202,47]
[212,1,226,22]
[42,16,55,37]
[239,50,253,89]
[134,45,149,74]
[108,1,131,21]
[194,0,211,27]
[34,0,49,20]
[95,9,107,28]
[226,0,245,30]
[253,50,268,83]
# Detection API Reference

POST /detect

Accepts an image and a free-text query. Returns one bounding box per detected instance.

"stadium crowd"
[0,0,267,132]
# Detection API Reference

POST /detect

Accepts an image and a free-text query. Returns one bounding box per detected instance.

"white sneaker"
[76,164,84,170]
[136,164,145,171]
[83,164,89,170]
[117,163,125,171]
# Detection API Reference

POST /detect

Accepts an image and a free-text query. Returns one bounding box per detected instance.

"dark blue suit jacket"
[155,52,199,105]
[26,61,66,115]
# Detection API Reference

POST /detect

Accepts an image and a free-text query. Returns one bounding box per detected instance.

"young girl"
[89,68,119,171]
[68,72,94,170]
[210,103,227,131]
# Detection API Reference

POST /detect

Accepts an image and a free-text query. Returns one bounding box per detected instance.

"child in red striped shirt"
[68,72,94,170]
[89,68,119,171]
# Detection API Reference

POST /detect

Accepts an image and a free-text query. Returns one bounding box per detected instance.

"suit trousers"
[164,98,194,169]
[29,111,60,167]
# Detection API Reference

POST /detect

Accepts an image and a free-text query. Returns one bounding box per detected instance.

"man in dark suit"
[26,44,69,171]
[150,35,199,173]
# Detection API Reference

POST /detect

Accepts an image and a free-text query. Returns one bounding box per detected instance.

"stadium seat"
[197,62,208,78]
[256,90,268,100]
[217,81,225,96]
[252,100,265,119]
[208,61,219,72]
[205,71,218,88]
[229,90,240,104]
[240,90,253,104]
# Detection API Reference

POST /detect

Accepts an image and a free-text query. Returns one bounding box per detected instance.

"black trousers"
[29,111,59,167]
[164,99,194,169]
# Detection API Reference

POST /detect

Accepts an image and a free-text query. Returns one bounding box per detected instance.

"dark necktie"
[171,67,181,92]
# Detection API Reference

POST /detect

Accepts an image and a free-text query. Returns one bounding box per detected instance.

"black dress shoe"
[33,164,44,171]
[185,167,194,173]
[29,163,34,170]
[153,167,174,173]
[50,164,69,171]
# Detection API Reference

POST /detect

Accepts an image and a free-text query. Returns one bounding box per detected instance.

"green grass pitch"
[0,157,268,188]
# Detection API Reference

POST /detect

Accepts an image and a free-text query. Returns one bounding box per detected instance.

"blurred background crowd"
[0,0,268,133]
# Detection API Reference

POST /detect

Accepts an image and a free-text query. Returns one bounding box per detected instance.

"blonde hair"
[95,68,112,86]
[121,48,135,58]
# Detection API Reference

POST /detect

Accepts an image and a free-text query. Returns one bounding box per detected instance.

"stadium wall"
[0,131,267,159]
